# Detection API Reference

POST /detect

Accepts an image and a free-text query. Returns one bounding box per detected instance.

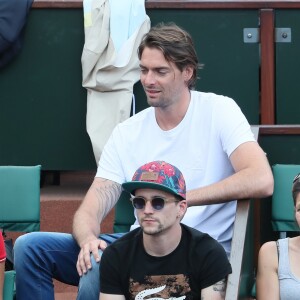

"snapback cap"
[122,161,186,199]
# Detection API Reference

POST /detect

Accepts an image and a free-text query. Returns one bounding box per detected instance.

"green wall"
[0,9,96,170]
[0,8,260,170]
[1,7,299,296]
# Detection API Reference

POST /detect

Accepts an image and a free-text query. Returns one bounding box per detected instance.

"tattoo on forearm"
[213,279,226,297]
[94,179,122,221]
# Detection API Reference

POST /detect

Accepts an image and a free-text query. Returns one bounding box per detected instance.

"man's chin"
[142,226,163,236]
[147,99,159,107]
[143,229,159,235]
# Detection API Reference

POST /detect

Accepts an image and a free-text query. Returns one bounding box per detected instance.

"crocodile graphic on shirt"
[130,274,191,300]
[135,285,186,300]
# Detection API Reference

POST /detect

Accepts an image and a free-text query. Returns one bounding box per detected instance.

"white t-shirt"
[97,91,255,254]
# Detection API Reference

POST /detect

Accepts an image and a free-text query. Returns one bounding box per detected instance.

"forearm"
[100,293,125,300]
[72,177,122,247]
[188,142,273,206]
[73,208,101,247]
[187,167,272,206]
[201,279,226,300]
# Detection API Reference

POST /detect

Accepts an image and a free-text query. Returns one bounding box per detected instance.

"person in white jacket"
[82,0,150,163]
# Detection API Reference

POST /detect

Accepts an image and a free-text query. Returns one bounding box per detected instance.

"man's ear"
[178,200,188,217]
[183,66,193,81]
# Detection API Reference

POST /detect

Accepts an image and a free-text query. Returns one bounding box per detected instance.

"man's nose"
[143,71,155,85]
[143,200,154,213]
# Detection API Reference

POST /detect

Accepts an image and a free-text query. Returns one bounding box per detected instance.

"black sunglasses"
[293,173,300,184]
[130,196,179,211]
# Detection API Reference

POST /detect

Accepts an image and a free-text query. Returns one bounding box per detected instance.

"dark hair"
[292,173,300,205]
[138,22,202,90]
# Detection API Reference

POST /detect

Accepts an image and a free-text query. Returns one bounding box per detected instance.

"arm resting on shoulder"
[187,141,274,206]
[256,241,280,300]
[201,279,226,300]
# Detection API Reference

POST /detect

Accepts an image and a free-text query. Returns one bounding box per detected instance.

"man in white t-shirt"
[14,22,274,300]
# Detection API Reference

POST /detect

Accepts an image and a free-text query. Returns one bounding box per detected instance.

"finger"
[79,244,92,273]
[99,239,108,250]
[76,259,83,276]
[76,251,87,276]
[90,239,105,262]
[83,248,92,270]
[91,244,103,263]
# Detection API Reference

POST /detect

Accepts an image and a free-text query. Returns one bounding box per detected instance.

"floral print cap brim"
[122,161,186,199]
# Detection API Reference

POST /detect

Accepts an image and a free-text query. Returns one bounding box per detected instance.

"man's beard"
[147,97,170,109]
[141,223,164,236]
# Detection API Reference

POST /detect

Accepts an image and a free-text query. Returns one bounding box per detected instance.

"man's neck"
[142,224,182,257]
[155,90,191,131]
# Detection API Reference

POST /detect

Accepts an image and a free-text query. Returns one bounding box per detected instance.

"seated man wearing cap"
[100,161,232,300]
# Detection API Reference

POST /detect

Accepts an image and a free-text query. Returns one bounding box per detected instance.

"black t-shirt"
[100,224,231,300]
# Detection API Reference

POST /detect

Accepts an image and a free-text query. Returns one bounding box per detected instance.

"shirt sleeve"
[96,125,125,184]
[215,96,255,157]
[197,237,232,289]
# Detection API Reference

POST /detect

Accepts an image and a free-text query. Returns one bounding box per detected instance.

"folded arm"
[187,141,274,206]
